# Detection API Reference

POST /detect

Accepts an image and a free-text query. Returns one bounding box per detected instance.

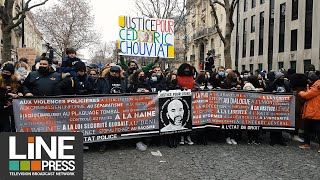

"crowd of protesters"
[1,48,320,153]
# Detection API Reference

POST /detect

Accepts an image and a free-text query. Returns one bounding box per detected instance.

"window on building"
[292,0,298,20]
[250,40,254,56]
[304,59,311,72]
[251,15,255,32]
[290,61,297,70]
[242,65,246,71]
[252,0,256,8]
[278,62,284,69]
[242,18,247,58]
[244,0,248,11]
[279,3,286,52]
[258,63,262,71]
[260,0,265,4]
[305,0,313,49]
[250,64,254,72]
[259,12,264,55]
[268,0,275,72]
[291,29,297,51]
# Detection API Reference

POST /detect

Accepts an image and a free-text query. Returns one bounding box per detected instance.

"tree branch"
[212,0,226,10]
[13,0,49,21]
[210,2,226,44]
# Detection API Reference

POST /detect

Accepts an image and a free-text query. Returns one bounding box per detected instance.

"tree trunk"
[224,6,233,69]
[2,29,12,63]
[224,37,232,69]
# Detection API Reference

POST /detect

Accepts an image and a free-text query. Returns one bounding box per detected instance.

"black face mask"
[184,70,190,75]
[38,67,49,74]
[277,79,284,84]
[232,77,238,82]
[171,79,178,86]
[2,74,11,81]
[138,76,145,83]
[108,74,118,81]
[129,67,137,74]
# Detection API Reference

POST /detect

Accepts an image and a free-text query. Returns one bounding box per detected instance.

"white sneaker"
[136,141,147,151]
[180,136,185,145]
[226,137,232,145]
[186,136,194,145]
[230,139,237,145]
[292,135,304,143]
[83,145,89,150]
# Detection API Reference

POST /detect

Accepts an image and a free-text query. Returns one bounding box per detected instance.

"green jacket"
[119,56,158,73]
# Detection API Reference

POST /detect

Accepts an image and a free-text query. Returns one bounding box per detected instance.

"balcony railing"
[192,26,217,40]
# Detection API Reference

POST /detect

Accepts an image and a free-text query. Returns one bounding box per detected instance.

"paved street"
[84,133,320,180]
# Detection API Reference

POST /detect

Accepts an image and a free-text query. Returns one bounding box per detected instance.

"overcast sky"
[80,0,136,58]
[34,0,137,59]
[90,0,136,42]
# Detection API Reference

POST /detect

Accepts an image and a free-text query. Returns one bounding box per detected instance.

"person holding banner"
[128,69,152,151]
[0,63,22,132]
[298,72,320,153]
[22,57,62,96]
[176,63,194,145]
[269,72,290,146]
[96,65,127,94]
[127,69,152,94]
[55,61,96,95]
[120,55,159,78]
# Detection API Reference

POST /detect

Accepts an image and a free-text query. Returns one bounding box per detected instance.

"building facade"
[232,0,320,73]
[185,0,226,70]
[0,0,43,62]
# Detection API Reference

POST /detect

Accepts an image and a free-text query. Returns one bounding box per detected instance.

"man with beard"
[161,99,187,132]
[23,57,62,96]
[96,65,127,94]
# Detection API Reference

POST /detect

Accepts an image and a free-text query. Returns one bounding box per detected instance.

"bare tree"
[0,0,49,63]
[89,41,116,65]
[134,0,187,30]
[210,0,239,69]
[35,0,99,56]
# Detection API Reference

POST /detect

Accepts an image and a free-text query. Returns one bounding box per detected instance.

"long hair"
[248,75,260,88]
[195,71,207,84]
[0,73,20,93]
[130,69,143,84]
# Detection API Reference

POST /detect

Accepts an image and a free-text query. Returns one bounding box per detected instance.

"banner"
[159,90,192,134]
[17,48,37,67]
[13,91,296,143]
[118,16,174,58]
[193,91,295,130]
[13,95,159,143]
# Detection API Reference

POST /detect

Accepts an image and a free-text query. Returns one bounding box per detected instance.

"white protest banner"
[118,16,174,58]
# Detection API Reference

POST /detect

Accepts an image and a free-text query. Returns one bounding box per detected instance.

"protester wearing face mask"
[176,63,195,90]
[127,69,151,93]
[268,72,290,146]
[95,65,127,94]
[0,63,22,132]
[213,66,226,88]
[298,72,320,153]
[14,61,31,83]
[23,57,62,96]
[147,70,164,92]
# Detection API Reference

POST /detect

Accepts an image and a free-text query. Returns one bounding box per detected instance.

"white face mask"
[151,76,157,82]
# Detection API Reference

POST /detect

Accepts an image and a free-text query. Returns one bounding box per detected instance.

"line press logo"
[0,132,83,180]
